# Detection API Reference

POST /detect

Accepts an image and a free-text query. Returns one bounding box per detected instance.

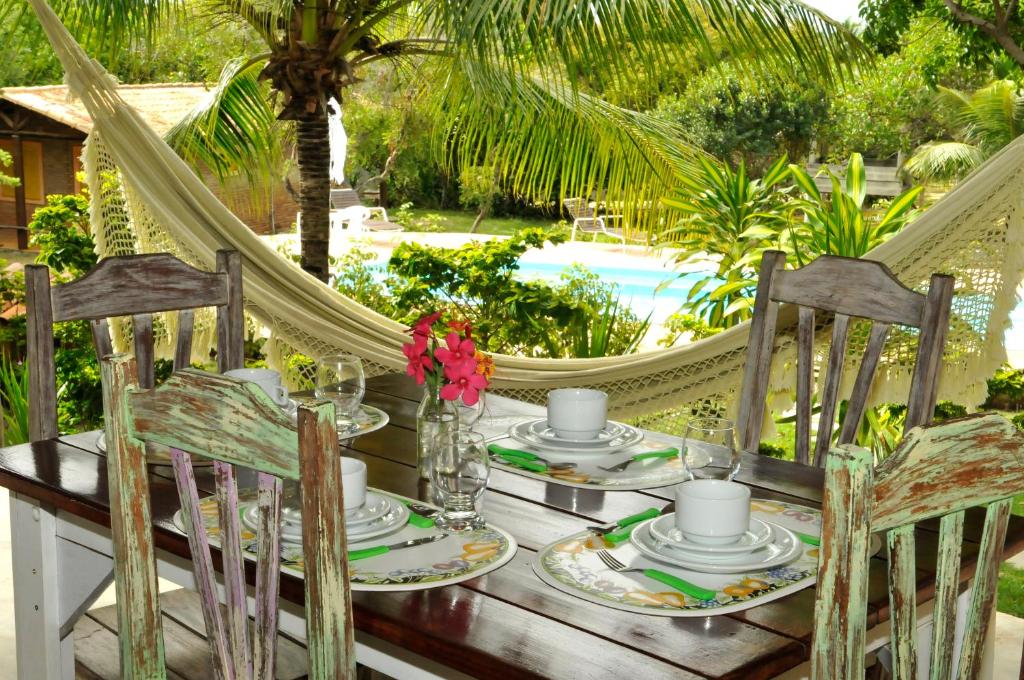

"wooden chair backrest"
[736,250,954,466]
[26,250,244,441]
[100,354,355,679]
[813,414,1024,679]
[563,198,596,220]
[330,188,362,210]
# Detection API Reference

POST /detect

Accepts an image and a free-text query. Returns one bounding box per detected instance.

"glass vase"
[416,383,459,481]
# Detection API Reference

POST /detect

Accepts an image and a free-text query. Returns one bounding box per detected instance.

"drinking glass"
[681,417,740,481]
[430,429,490,531]
[456,391,486,432]
[314,355,365,430]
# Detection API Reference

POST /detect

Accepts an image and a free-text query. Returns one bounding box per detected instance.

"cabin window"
[0,139,45,204]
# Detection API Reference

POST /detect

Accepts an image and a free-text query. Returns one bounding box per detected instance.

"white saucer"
[509,419,644,454]
[242,497,409,544]
[647,515,774,555]
[630,519,802,573]
[344,492,393,526]
[528,420,628,445]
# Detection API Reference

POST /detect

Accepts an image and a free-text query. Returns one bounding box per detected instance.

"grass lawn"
[404,208,562,236]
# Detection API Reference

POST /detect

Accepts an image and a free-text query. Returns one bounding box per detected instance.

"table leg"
[11,492,70,680]
[10,494,114,680]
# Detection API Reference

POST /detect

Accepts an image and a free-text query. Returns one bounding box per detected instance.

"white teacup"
[675,480,750,545]
[546,388,608,440]
[224,368,290,407]
[341,457,367,512]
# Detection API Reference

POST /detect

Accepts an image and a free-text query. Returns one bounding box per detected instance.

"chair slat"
[905,274,955,430]
[838,322,890,446]
[813,313,851,466]
[216,250,244,373]
[90,318,113,358]
[957,498,1012,680]
[298,403,356,679]
[99,354,166,677]
[213,462,253,679]
[253,473,283,680]
[174,308,195,370]
[169,448,233,680]
[795,307,814,466]
[886,524,918,679]
[812,443,873,680]
[929,511,964,680]
[737,250,785,453]
[133,313,155,389]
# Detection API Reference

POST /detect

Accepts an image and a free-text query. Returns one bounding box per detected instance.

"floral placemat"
[485,430,699,491]
[174,490,517,591]
[533,499,826,616]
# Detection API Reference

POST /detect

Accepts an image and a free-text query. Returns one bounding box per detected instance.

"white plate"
[630,519,802,573]
[242,499,409,544]
[527,420,628,445]
[509,419,644,454]
[289,402,390,439]
[647,514,774,555]
[344,492,393,526]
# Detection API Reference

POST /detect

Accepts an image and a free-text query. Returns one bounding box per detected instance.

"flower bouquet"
[402,313,494,478]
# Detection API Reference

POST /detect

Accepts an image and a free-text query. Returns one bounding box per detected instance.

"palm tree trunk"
[296,113,331,282]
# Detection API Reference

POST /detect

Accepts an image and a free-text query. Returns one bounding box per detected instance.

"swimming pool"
[512,261,704,324]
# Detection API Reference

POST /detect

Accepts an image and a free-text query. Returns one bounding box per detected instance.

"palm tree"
[15,1,868,282]
[904,79,1024,183]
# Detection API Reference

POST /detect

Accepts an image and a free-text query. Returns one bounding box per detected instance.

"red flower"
[402,341,433,385]
[440,364,488,405]
[434,332,476,371]
[411,312,442,337]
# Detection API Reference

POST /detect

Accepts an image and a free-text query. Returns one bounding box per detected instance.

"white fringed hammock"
[24,0,1024,426]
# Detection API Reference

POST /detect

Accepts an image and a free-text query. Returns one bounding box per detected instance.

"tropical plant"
[785,152,923,263]
[904,79,1024,181]
[11,0,868,282]
[0,149,18,189]
[0,356,30,446]
[660,155,796,328]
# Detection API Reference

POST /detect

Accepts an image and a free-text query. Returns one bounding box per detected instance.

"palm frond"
[425,0,868,91]
[2,0,180,63]
[428,59,706,237]
[904,141,985,182]
[165,56,287,214]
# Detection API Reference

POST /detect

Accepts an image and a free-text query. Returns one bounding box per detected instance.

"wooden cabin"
[0,84,298,249]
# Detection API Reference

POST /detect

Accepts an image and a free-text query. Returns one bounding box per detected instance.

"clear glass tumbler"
[314,354,365,432]
[430,429,490,531]
[682,417,740,481]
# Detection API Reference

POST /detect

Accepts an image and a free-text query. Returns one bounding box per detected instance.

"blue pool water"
[512,261,703,323]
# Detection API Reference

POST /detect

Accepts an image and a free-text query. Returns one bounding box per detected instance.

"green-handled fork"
[595,549,716,601]
[597,448,679,473]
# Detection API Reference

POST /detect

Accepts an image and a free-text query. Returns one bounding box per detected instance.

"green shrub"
[1012,413,1024,431]
[757,441,788,459]
[933,401,967,421]
[985,366,1024,409]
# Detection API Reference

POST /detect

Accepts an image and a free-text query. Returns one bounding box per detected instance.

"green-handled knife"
[348,534,445,561]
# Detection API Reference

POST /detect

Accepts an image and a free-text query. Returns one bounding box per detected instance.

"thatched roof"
[0,83,210,135]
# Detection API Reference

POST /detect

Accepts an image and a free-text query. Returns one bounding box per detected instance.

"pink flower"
[440,367,488,405]
[434,332,476,371]
[412,312,442,337]
[402,341,433,385]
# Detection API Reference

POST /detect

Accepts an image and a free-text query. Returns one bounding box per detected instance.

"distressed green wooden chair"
[100,354,355,679]
[813,413,1023,679]
[737,250,954,466]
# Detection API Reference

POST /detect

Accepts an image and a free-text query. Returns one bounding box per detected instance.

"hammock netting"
[26,0,1024,431]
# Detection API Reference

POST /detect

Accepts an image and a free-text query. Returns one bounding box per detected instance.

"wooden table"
[2,373,1021,679]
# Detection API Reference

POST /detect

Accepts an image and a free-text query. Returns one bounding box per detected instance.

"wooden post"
[12,134,28,250]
